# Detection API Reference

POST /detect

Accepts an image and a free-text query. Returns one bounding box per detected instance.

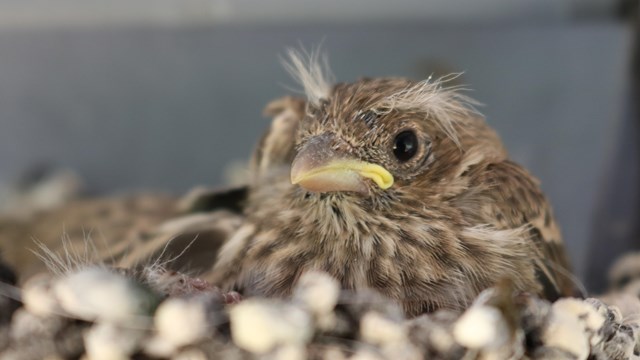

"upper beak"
[290,134,394,194]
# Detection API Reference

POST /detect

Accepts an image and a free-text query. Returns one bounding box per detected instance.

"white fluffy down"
[53,267,157,325]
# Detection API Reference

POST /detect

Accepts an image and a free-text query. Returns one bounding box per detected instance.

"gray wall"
[0,0,620,28]
[0,18,632,284]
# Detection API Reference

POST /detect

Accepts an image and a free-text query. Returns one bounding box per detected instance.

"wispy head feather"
[379,74,482,146]
[282,47,334,106]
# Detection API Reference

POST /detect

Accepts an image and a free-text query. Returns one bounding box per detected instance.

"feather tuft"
[379,74,482,146]
[281,47,333,106]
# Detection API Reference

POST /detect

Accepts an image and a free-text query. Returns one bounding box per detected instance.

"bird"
[209,50,575,317]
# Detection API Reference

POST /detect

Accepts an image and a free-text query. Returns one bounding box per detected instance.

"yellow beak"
[290,135,394,194]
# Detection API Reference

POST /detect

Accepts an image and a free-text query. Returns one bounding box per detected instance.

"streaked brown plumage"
[211,53,575,316]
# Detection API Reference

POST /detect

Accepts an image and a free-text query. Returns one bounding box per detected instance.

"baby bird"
[211,52,574,316]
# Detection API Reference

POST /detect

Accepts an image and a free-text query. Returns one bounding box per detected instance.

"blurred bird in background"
[211,50,575,316]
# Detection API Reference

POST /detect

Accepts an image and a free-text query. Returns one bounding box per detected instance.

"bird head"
[285,57,505,199]
[291,79,434,196]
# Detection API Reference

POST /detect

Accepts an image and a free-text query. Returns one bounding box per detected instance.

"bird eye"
[393,130,419,162]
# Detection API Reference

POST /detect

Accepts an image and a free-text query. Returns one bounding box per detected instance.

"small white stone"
[155,297,213,347]
[631,323,640,357]
[360,311,406,345]
[430,327,455,353]
[142,335,177,358]
[349,348,385,360]
[453,305,509,350]
[173,348,208,360]
[293,271,340,315]
[315,312,338,332]
[321,346,348,360]
[273,344,307,360]
[22,274,58,317]
[598,293,640,324]
[553,298,605,347]
[53,267,159,325]
[10,308,64,341]
[541,306,590,360]
[84,323,143,360]
[230,299,312,354]
[599,329,636,360]
[380,342,422,360]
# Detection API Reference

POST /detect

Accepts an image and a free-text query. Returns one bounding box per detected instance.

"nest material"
[0,183,638,359]
[0,261,638,360]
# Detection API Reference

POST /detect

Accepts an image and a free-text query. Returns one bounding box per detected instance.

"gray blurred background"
[0,0,636,291]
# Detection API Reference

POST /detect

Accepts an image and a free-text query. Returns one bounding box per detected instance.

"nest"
[0,175,638,359]
[0,262,639,360]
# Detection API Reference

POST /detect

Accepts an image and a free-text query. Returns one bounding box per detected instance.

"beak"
[290,134,394,194]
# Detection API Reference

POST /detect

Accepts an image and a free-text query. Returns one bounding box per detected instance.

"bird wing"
[466,160,576,300]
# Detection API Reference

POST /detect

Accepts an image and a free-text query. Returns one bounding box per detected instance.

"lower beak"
[290,135,394,194]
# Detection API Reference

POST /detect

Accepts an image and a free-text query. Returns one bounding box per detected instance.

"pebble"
[10,308,65,341]
[22,274,58,317]
[84,323,143,360]
[453,304,509,350]
[293,271,340,316]
[230,299,312,354]
[155,293,224,348]
[360,311,406,345]
[3,267,640,360]
[552,298,605,347]
[540,304,590,360]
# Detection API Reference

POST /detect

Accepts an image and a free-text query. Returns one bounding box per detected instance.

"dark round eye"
[393,130,419,162]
